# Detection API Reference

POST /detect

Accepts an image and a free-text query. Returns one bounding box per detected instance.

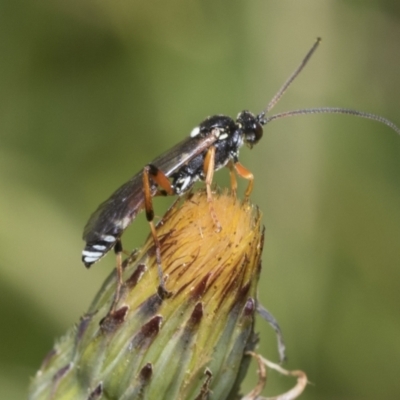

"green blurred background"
[1,1,400,399]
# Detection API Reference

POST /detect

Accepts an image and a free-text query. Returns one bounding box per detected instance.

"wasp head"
[236,111,263,148]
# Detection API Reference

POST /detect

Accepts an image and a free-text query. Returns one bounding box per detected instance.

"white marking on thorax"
[212,128,221,138]
[190,126,200,137]
[218,132,229,140]
[176,176,192,193]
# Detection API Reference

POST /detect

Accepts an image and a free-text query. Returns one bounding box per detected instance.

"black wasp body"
[82,111,262,268]
[170,113,260,194]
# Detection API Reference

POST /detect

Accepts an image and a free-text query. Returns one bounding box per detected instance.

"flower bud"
[29,189,264,400]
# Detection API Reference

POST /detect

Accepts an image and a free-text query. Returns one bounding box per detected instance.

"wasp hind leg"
[108,238,124,312]
[143,164,174,299]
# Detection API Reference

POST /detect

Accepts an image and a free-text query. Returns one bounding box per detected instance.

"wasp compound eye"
[237,110,264,146]
[247,120,263,145]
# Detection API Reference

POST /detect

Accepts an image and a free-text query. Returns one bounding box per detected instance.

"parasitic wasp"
[82,38,400,305]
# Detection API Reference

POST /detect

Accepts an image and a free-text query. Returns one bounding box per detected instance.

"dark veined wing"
[150,132,217,175]
[83,132,218,243]
[82,172,145,243]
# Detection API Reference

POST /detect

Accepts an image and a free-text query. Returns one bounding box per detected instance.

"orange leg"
[203,146,221,232]
[143,164,174,220]
[227,160,238,197]
[233,161,254,198]
[143,165,173,298]
[203,146,215,202]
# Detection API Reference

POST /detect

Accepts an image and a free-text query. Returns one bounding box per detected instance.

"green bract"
[29,190,263,400]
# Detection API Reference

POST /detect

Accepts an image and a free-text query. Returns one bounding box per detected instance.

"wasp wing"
[82,172,144,243]
[83,133,218,245]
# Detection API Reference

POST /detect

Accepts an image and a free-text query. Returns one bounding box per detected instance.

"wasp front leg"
[232,161,254,198]
[143,164,174,298]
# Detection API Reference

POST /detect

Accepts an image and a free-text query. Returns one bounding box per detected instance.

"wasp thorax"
[237,110,263,147]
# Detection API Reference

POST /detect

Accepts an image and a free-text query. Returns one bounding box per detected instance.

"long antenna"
[257,38,400,136]
[264,108,400,136]
[259,37,321,118]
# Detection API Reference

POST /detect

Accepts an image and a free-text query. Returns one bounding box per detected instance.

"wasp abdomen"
[82,234,117,267]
